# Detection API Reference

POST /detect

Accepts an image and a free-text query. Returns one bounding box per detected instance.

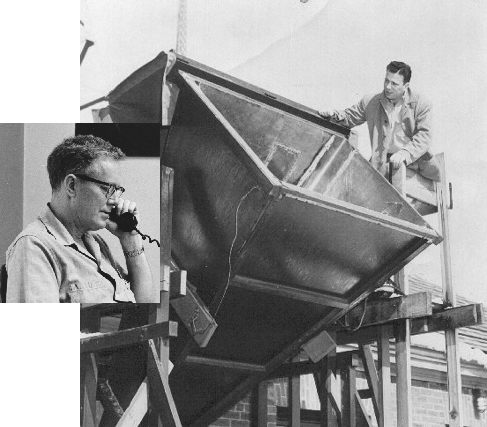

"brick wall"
[210,377,487,427]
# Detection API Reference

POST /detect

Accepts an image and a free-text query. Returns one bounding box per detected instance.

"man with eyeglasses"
[5,135,157,303]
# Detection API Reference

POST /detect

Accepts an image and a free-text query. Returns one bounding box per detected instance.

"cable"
[350,296,369,332]
[213,186,259,317]
[135,228,160,247]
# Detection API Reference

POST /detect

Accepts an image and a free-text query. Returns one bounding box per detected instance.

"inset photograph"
[0,123,160,303]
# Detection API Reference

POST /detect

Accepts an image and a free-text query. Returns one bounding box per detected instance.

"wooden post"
[358,344,380,423]
[436,153,463,426]
[316,351,338,427]
[377,329,392,427]
[81,353,98,427]
[289,356,301,427]
[146,165,176,426]
[251,381,268,427]
[391,162,413,427]
[341,353,357,427]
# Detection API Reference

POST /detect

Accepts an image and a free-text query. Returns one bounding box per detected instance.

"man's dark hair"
[47,135,126,190]
[386,61,412,84]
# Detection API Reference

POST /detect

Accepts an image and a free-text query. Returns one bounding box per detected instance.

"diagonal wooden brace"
[147,339,182,427]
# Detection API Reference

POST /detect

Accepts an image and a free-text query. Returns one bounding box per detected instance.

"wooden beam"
[272,360,320,379]
[170,270,187,299]
[395,314,412,427]
[81,353,98,427]
[170,284,217,348]
[289,356,301,427]
[148,165,175,427]
[251,381,268,427]
[271,351,360,380]
[377,328,392,427]
[80,321,178,353]
[184,356,265,373]
[326,353,340,427]
[98,378,124,419]
[231,274,349,309]
[355,390,374,427]
[358,344,380,423]
[336,303,484,345]
[80,40,94,65]
[411,303,484,334]
[342,292,432,328]
[161,264,171,293]
[80,302,141,318]
[147,339,182,427]
[341,353,356,427]
[315,352,339,427]
[115,379,148,427]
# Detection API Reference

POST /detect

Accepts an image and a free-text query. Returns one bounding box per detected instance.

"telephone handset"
[109,209,138,232]
[109,208,160,247]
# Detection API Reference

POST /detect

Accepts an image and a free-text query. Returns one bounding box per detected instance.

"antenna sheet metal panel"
[164,70,440,306]
[107,52,442,425]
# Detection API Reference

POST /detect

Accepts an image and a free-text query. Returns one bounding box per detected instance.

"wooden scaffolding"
[80,156,485,427]
[264,155,485,427]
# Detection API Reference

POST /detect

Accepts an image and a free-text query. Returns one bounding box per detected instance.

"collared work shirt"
[383,97,412,164]
[6,205,136,303]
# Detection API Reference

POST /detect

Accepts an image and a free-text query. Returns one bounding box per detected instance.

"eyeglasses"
[74,174,125,199]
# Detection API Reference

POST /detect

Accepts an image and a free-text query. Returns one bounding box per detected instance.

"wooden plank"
[81,353,98,427]
[411,303,485,334]
[393,166,413,427]
[147,339,182,427]
[302,330,337,363]
[80,321,178,353]
[326,353,341,427]
[377,328,392,427]
[289,356,301,427]
[342,292,432,328]
[271,351,358,379]
[184,356,265,373]
[170,284,217,348]
[405,166,437,207]
[98,378,124,419]
[251,381,268,427]
[315,353,339,427]
[170,270,187,299]
[436,153,463,427]
[147,165,175,427]
[115,379,148,427]
[231,274,349,309]
[341,353,356,427]
[355,390,374,427]
[161,264,171,292]
[80,302,139,318]
[395,314,412,427]
[358,344,380,423]
[337,303,485,345]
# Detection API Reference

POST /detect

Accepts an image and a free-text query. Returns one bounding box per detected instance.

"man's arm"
[6,236,60,302]
[319,96,368,128]
[118,233,156,302]
[107,198,156,303]
[401,98,432,163]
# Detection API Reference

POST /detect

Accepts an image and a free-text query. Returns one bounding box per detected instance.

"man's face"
[72,158,123,233]
[383,71,409,103]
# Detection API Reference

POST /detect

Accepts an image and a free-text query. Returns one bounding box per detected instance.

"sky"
[79,0,487,305]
